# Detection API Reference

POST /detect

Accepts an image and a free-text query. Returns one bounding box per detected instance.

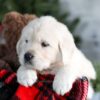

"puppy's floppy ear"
[57,22,76,65]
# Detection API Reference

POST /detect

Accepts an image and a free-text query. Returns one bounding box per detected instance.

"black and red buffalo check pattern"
[0,68,88,100]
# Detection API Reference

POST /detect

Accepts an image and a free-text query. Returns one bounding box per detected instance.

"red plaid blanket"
[0,69,88,100]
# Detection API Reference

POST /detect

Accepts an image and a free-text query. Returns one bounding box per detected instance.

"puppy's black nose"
[24,52,34,62]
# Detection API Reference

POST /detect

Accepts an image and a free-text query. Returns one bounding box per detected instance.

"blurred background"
[0,0,100,99]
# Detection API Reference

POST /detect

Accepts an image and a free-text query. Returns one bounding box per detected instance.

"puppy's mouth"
[23,60,34,68]
[24,60,33,65]
[23,60,51,71]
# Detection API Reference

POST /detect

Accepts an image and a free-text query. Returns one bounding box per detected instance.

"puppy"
[16,16,96,96]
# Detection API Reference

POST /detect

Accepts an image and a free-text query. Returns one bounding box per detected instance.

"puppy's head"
[16,16,75,71]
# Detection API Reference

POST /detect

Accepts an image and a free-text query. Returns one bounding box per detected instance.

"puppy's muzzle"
[24,52,34,63]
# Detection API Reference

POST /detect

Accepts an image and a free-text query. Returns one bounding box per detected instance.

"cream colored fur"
[16,16,96,96]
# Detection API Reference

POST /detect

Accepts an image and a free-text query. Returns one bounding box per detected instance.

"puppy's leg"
[17,66,37,87]
[53,66,77,95]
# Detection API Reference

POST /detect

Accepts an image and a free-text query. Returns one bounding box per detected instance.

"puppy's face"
[17,18,59,71]
[17,16,75,71]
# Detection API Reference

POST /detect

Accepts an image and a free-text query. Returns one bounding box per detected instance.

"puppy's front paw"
[17,68,37,87]
[53,75,73,96]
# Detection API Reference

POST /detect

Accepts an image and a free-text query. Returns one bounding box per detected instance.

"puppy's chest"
[40,61,63,75]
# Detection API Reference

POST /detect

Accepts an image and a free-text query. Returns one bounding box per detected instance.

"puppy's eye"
[25,40,28,43]
[41,42,49,47]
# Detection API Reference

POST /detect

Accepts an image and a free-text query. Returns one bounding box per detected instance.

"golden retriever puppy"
[16,16,96,96]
